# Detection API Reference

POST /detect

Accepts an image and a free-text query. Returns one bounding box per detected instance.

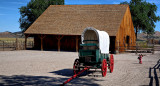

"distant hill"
[137,31,160,40]
[13,31,24,38]
[0,31,23,38]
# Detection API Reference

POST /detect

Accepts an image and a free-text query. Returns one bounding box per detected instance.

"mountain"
[0,31,23,38]
[137,31,160,40]
[154,31,160,37]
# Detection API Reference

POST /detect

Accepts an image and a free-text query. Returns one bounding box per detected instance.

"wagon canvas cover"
[81,27,110,54]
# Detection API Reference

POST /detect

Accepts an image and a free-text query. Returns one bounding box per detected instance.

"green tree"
[19,0,64,32]
[121,0,160,38]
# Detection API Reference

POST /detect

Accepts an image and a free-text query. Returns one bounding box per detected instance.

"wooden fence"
[0,40,34,51]
[117,43,156,54]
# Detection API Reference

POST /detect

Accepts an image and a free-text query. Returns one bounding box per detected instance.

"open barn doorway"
[126,36,130,47]
[110,36,116,54]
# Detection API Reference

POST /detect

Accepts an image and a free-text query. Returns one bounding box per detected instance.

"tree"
[120,0,160,38]
[19,0,64,32]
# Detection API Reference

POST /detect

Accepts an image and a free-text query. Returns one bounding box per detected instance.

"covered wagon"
[73,27,114,77]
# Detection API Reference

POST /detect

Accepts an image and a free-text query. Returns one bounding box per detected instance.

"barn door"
[126,36,130,48]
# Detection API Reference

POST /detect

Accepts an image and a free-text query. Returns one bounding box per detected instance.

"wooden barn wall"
[116,6,136,52]
[34,35,81,51]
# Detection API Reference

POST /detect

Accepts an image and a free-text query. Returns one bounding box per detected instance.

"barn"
[24,5,136,53]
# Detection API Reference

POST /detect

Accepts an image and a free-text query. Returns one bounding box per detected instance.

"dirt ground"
[0,50,159,86]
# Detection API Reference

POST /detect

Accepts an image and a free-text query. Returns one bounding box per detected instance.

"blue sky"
[0,0,159,32]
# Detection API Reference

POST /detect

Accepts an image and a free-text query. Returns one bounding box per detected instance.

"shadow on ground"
[50,68,107,78]
[149,59,160,86]
[0,74,100,86]
[50,69,73,77]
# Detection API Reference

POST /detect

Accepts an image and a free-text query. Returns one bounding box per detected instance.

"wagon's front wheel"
[73,59,80,74]
[109,54,114,73]
[101,59,107,77]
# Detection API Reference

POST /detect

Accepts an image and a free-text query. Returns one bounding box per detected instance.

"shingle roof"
[25,5,128,36]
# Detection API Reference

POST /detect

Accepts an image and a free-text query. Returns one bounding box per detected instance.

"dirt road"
[0,50,159,86]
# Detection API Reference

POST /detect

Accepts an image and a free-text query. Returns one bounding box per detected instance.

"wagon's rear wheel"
[73,59,80,74]
[101,59,107,77]
[109,54,114,73]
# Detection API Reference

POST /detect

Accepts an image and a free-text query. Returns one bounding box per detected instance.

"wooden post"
[3,41,4,51]
[39,34,46,51]
[152,40,154,54]
[56,35,63,52]
[58,39,60,51]
[12,40,14,50]
[136,43,138,54]
[24,34,30,50]
[24,35,26,50]
[32,41,34,48]
[41,37,43,51]
[117,40,119,53]
[16,37,18,50]
[76,36,79,52]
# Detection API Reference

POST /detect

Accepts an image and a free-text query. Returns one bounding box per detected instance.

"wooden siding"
[115,6,136,52]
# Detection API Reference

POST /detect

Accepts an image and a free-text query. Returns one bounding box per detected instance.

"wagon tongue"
[61,66,91,86]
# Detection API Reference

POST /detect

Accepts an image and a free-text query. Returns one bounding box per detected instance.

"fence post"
[117,40,119,54]
[13,40,15,50]
[3,41,4,51]
[152,42,154,54]
[136,43,137,54]
[25,35,27,50]
[16,38,18,50]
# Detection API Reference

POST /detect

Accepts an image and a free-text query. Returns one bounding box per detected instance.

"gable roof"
[25,5,128,36]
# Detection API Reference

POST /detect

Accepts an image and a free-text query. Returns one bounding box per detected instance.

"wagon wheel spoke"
[109,54,114,73]
[101,59,107,77]
[73,59,80,74]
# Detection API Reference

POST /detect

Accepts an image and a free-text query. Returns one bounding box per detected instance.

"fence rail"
[0,40,34,51]
[117,43,157,54]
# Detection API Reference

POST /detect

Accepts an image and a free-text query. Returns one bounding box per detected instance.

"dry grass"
[0,38,34,42]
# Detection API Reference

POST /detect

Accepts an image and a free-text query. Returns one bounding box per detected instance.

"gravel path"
[0,50,159,86]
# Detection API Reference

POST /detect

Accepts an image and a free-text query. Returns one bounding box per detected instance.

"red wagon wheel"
[101,59,107,77]
[109,54,114,73]
[73,59,80,74]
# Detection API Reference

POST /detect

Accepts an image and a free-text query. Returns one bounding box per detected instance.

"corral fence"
[117,42,160,54]
[0,39,34,51]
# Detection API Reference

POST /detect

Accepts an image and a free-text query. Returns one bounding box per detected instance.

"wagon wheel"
[109,54,114,73]
[73,59,80,74]
[101,59,107,77]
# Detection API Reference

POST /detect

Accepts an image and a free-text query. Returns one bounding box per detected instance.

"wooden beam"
[41,37,43,51]
[39,34,46,51]
[24,35,27,50]
[56,35,63,52]
[24,34,30,50]
[16,37,18,50]
[75,36,79,52]
[117,40,119,53]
